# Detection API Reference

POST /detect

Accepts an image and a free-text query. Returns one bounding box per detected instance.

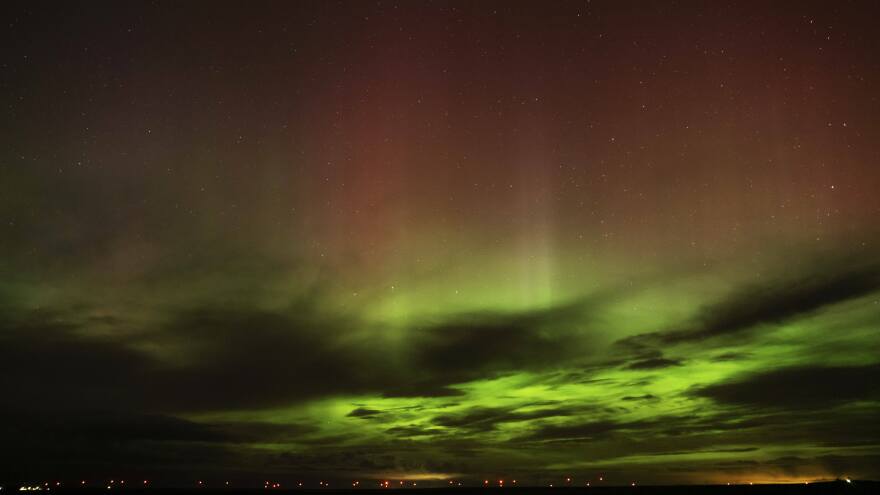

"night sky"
[2,0,880,487]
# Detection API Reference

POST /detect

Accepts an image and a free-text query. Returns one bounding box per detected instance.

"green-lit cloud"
[2,246,879,484]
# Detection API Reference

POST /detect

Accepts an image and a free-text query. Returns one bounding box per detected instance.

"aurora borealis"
[2,0,880,486]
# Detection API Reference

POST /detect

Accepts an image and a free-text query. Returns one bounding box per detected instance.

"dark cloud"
[381,384,466,398]
[0,308,160,412]
[0,289,611,479]
[695,363,880,409]
[615,261,880,355]
[0,302,374,413]
[384,425,443,438]
[712,351,750,362]
[621,394,658,402]
[518,419,638,442]
[149,305,375,410]
[650,446,759,457]
[655,408,880,450]
[431,405,579,432]
[0,409,238,481]
[171,299,599,407]
[347,407,381,418]
[390,302,600,397]
[0,410,226,445]
[212,421,318,444]
[626,357,683,370]
[3,295,594,414]
[670,263,880,343]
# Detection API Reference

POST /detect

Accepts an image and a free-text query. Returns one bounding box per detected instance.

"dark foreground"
[12,483,878,495]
